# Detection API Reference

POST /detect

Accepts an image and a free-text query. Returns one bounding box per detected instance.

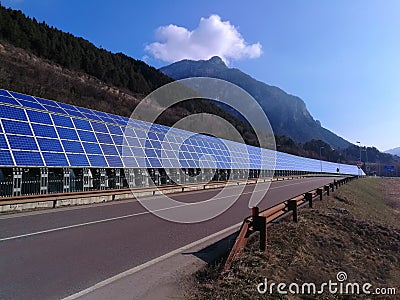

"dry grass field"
[188,178,400,299]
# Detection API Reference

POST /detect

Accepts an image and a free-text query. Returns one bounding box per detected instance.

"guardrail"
[223,176,356,271]
[0,175,307,213]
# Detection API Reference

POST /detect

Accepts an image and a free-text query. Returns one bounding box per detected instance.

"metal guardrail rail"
[223,176,356,271]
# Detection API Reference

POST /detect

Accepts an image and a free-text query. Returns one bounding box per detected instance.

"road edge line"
[62,221,243,300]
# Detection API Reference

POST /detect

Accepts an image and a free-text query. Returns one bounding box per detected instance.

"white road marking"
[0,177,305,220]
[62,221,243,300]
[0,177,332,242]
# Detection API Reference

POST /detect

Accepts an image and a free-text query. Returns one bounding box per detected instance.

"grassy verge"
[188,178,400,299]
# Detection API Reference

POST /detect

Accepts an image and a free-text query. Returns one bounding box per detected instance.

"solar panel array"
[0,89,362,175]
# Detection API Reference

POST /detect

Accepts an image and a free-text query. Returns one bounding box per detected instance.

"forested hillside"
[0,5,171,95]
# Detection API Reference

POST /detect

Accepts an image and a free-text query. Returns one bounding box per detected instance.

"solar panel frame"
[0,134,8,149]
[9,91,38,102]
[13,150,44,166]
[0,90,11,97]
[0,106,28,121]
[56,127,79,140]
[0,95,20,106]
[31,124,58,138]
[37,137,63,152]
[52,114,74,128]
[2,120,33,135]
[42,152,69,167]
[0,149,14,166]
[27,110,53,125]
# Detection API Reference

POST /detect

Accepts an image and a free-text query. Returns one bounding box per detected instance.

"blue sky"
[2,0,400,151]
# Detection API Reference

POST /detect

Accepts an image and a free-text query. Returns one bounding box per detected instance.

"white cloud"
[145,15,262,64]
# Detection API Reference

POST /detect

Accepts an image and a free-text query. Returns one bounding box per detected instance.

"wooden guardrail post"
[287,200,298,222]
[330,182,335,192]
[317,188,323,200]
[252,207,267,251]
[324,185,330,196]
[334,180,338,189]
[305,192,313,208]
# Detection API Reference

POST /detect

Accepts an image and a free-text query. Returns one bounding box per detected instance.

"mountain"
[160,56,351,149]
[385,147,400,156]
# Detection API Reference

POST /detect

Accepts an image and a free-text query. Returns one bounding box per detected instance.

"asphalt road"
[0,176,339,299]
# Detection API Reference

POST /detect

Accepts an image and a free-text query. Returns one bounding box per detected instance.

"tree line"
[0,4,172,96]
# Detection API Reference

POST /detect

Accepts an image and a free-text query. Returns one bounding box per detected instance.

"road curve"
[0,177,339,299]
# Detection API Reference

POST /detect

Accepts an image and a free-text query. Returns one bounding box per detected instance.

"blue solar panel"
[122,156,138,167]
[148,132,157,140]
[37,138,63,152]
[118,145,132,156]
[32,124,57,138]
[2,120,32,135]
[62,140,84,153]
[35,97,59,107]
[57,127,79,140]
[145,148,157,157]
[100,116,114,123]
[17,99,44,110]
[147,157,161,168]
[150,140,161,149]
[84,113,102,121]
[73,119,92,130]
[180,160,189,168]
[77,130,97,142]
[0,149,14,165]
[126,136,140,147]
[58,102,78,111]
[96,133,113,144]
[0,95,20,105]
[8,135,38,150]
[0,90,11,97]
[131,147,144,157]
[27,110,53,125]
[0,106,27,121]
[0,90,364,175]
[107,124,123,135]
[112,135,124,145]
[0,135,8,149]
[13,151,44,166]
[43,105,66,114]
[135,130,147,139]
[76,106,92,114]
[42,152,69,166]
[113,118,127,126]
[93,110,108,117]
[87,155,108,167]
[66,153,89,166]
[105,155,123,167]
[9,91,37,102]
[82,142,102,154]
[52,115,73,128]
[65,109,85,118]
[100,144,118,155]
[91,122,108,133]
